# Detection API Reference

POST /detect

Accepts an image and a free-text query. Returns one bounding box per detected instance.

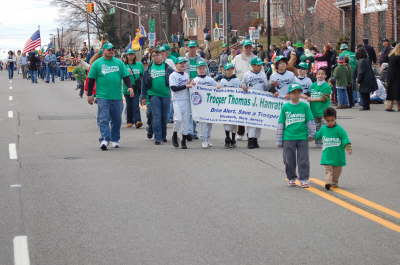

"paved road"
[1,72,399,265]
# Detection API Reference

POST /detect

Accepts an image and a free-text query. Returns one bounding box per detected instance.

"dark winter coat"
[356,58,378,93]
[387,55,400,101]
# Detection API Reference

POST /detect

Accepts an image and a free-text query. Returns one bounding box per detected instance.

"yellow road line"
[306,186,400,233]
[310,178,400,219]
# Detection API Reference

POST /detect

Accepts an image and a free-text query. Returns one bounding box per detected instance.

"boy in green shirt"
[277,83,316,188]
[307,67,332,147]
[315,107,352,190]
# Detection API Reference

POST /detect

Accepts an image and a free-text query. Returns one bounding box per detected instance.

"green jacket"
[332,64,351,88]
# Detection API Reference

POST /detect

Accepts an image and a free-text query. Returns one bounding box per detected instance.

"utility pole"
[351,0,356,51]
[223,0,228,44]
[267,0,271,56]
[86,0,91,49]
[57,28,61,50]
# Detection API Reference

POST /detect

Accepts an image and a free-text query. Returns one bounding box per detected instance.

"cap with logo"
[250,57,264,66]
[297,62,310,70]
[340,43,349,50]
[126,48,136,55]
[196,61,208,67]
[224,63,235,70]
[242,39,253,47]
[288,83,303,94]
[102,42,114,50]
[187,40,198,48]
[175,57,188,64]
[274,55,288,64]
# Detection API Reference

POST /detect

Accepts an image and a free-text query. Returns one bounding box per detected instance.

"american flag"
[22,30,41,54]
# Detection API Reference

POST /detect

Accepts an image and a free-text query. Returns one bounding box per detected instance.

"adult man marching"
[87,42,134,151]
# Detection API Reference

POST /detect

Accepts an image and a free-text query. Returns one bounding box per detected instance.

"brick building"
[260,0,399,50]
[182,0,261,40]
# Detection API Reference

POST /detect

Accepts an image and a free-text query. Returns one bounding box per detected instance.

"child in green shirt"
[307,67,332,147]
[315,107,352,190]
[277,83,316,188]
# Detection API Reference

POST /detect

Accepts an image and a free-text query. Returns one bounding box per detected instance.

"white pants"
[247,127,261,138]
[173,99,191,135]
[224,124,237,133]
[200,122,213,141]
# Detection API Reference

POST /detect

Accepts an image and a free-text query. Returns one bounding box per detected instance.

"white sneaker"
[237,135,243,141]
[201,141,209,149]
[100,140,108,151]
[207,141,213,147]
[111,141,120,148]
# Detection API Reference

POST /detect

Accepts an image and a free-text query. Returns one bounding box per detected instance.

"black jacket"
[379,46,392,65]
[141,62,174,99]
[356,58,378,93]
[364,44,377,64]
[387,55,400,101]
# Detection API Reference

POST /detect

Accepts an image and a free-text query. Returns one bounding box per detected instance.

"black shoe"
[187,134,193,142]
[248,138,256,149]
[225,136,232,149]
[172,132,179,148]
[181,135,188,149]
[254,138,260,148]
[155,141,161,145]
[231,139,237,148]
[147,131,153,139]
[385,109,395,112]
[325,184,332,190]
[163,139,167,143]
[193,135,199,140]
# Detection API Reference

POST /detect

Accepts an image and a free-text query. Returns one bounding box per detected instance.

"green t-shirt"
[339,50,357,73]
[188,57,198,80]
[278,102,314,141]
[310,81,332,118]
[88,57,129,100]
[123,62,144,95]
[315,124,351,166]
[148,63,170,98]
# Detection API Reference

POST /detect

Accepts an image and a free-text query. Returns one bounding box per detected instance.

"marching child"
[307,66,332,147]
[315,107,352,190]
[270,56,296,98]
[295,62,313,96]
[192,61,217,148]
[169,57,192,149]
[276,83,316,188]
[219,63,241,148]
[241,57,269,149]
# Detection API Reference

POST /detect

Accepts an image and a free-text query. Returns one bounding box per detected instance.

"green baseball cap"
[175,57,187,64]
[158,46,167,52]
[102,42,114,50]
[224,63,234,70]
[300,54,315,63]
[242,39,253,47]
[196,61,207,67]
[297,62,310,70]
[163,44,171,51]
[250,57,264,66]
[340,43,349,50]
[126,48,136,55]
[293,41,304,48]
[288,83,303,94]
[274,55,287,64]
[187,40,198,48]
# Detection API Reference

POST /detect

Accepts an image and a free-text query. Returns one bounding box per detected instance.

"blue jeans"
[337,87,349,106]
[46,65,55,82]
[30,70,38,83]
[353,91,359,104]
[8,65,14,79]
[168,101,174,122]
[60,67,67,81]
[96,98,123,143]
[124,94,142,124]
[150,96,171,142]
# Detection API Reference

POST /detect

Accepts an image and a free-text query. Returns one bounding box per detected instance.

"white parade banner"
[190,85,287,130]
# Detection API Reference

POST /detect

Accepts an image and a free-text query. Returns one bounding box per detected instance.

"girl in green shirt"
[315,107,352,190]
[123,49,144,128]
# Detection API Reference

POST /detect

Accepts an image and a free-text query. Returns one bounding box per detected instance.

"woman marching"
[123,48,145,128]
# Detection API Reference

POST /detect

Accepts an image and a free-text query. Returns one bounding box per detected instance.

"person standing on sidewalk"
[87,42,134,151]
[141,49,174,145]
[123,49,144,128]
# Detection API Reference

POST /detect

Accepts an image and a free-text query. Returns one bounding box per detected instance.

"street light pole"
[223,0,228,44]
[267,0,271,56]
[86,0,91,49]
[351,0,356,52]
